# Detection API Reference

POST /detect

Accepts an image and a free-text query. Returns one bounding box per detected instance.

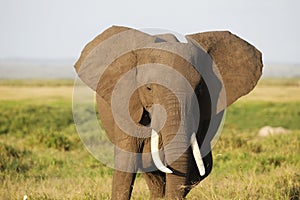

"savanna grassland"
[0,79,299,200]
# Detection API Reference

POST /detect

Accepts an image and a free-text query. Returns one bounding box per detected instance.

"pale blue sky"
[0,0,299,64]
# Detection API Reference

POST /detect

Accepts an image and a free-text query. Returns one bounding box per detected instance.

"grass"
[0,78,299,199]
[0,79,74,87]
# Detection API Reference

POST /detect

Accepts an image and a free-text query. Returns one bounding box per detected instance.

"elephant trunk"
[149,99,205,198]
[161,126,191,198]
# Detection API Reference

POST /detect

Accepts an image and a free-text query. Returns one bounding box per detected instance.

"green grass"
[0,99,114,199]
[0,78,299,199]
[225,101,300,131]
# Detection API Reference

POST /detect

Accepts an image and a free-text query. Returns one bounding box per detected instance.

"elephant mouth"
[150,129,206,176]
[138,107,151,127]
[139,105,206,176]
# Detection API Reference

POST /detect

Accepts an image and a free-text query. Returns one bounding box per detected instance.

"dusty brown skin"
[74,26,263,199]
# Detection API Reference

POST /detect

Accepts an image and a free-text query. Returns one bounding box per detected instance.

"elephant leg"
[164,151,191,199]
[142,171,165,199]
[112,170,137,200]
[111,139,141,200]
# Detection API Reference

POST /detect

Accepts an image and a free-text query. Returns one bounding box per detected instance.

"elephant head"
[74,26,262,199]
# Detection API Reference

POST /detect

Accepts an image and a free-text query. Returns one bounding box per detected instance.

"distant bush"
[32,128,73,151]
[0,103,80,151]
[225,101,300,131]
[0,103,73,136]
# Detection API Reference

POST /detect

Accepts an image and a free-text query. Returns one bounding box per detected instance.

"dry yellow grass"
[2,176,113,200]
[0,82,299,103]
[238,85,300,103]
[0,86,73,101]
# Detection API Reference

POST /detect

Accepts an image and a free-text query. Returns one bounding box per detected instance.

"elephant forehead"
[135,64,198,98]
[135,54,201,89]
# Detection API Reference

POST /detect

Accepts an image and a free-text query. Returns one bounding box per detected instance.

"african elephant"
[74,26,263,199]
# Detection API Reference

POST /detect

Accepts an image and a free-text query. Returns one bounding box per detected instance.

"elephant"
[74,26,263,199]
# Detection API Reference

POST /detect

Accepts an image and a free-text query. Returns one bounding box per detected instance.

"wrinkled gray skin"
[74,26,263,200]
[103,81,215,199]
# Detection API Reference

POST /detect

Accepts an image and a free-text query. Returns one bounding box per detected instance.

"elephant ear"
[74,26,146,133]
[74,25,131,76]
[186,31,263,106]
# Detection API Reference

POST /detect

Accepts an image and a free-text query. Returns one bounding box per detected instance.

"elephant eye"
[146,86,152,91]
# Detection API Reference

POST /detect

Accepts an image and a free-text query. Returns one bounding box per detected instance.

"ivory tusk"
[150,129,173,174]
[190,132,206,176]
